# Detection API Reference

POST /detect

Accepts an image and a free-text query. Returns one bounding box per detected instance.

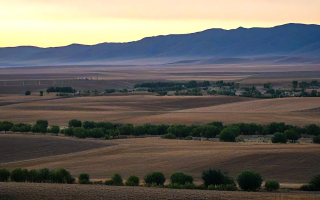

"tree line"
[1,120,320,144]
[1,167,319,192]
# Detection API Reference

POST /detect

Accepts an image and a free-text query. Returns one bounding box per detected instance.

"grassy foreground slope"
[0,182,319,200]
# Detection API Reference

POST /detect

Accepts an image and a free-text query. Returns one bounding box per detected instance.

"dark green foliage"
[40,91,43,96]
[271,132,287,144]
[49,125,60,134]
[170,172,193,185]
[207,122,223,131]
[28,169,39,182]
[310,174,320,191]
[88,128,105,138]
[284,130,299,143]
[36,120,48,128]
[68,119,82,127]
[95,122,115,130]
[0,121,14,132]
[31,124,47,134]
[73,127,86,139]
[63,128,74,136]
[111,173,123,186]
[161,133,176,139]
[108,129,120,138]
[10,123,32,133]
[304,124,320,136]
[237,170,263,191]
[313,136,320,144]
[0,169,10,182]
[201,169,234,187]
[144,172,166,186]
[118,124,134,135]
[79,173,90,184]
[105,89,116,93]
[50,168,75,184]
[219,128,237,142]
[265,180,280,191]
[82,121,95,129]
[105,180,115,185]
[268,122,286,134]
[167,125,190,138]
[46,87,76,93]
[11,168,28,182]
[125,175,140,186]
[237,123,263,135]
[25,91,31,95]
[38,168,51,183]
[191,125,219,138]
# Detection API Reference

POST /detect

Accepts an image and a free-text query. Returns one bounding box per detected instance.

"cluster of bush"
[1,167,319,193]
[0,168,74,184]
[46,87,76,93]
[3,120,320,144]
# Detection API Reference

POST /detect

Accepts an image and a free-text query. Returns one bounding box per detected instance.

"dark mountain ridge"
[1,23,320,66]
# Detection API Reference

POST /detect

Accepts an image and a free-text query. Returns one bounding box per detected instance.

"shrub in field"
[215,184,238,191]
[111,173,124,186]
[79,173,90,184]
[191,125,219,138]
[25,91,31,95]
[125,175,140,186]
[170,172,193,185]
[0,121,14,133]
[88,128,105,138]
[265,180,280,191]
[11,168,29,182]
[271,132,287,144]
[108,129,120,138]
[82,121,95,129]
[161,133,176,139]
[38,168,51,183]
[313,136,320,144]
[167,125,190,138]
[207,121,223,131]
[284,130,300,143]
[0,169,10,182]
[73,127,86,139]
[50,168,75,184]
[237,170,262,191]
[144,172,166,186]
[105,180,115,185]
[201,169,234,187]
[118,124,134,135]
[49,125,60,135]
[304,124,320,136]
[219,128,237,142]
[68,119,82,128]
[310,174,320,191]
[183,182,196,189]
[208,185,215,190]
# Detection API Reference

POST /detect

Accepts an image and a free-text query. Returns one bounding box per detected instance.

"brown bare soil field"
[0,183,319,200]
[1,136,319,184]
[0,94,256,126]
[0,134,112,164]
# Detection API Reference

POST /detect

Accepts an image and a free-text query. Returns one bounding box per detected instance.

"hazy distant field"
[0,93,320,126]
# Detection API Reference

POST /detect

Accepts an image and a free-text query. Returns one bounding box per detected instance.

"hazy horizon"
[1,0,320,48]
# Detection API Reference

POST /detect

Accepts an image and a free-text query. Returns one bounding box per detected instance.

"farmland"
[1,135,319,185]
[1,182,319,200]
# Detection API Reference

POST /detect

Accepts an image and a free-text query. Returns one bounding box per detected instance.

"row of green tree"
[1,168,319,192]
[46,87,76,93]
[2,120,320,143]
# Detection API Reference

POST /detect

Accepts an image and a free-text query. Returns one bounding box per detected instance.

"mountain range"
[1,23,320,67]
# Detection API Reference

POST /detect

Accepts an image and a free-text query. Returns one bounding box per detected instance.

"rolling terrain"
[1,23,319,66]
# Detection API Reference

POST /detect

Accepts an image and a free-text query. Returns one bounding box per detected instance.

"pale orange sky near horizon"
[1,0,320,47]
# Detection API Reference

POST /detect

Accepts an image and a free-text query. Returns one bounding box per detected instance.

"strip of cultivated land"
[0,134,113,164]
[1,136,319,184]
[1,94,320,126]
[0,182,319,200]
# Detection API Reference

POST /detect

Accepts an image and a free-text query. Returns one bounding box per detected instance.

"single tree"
[144,172,166,186]
[237,170,262,191]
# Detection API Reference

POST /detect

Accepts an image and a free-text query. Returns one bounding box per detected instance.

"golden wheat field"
[0,93,320,126]
[1,182,319,200]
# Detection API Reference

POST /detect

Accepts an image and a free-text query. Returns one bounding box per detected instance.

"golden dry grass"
[1,182,319,200]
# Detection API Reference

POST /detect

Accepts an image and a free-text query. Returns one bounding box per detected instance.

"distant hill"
[1,23,320,66]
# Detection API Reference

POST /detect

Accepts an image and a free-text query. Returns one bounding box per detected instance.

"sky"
[1,0,320,47]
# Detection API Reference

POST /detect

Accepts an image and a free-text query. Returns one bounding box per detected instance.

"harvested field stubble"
[0,182,319,200]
